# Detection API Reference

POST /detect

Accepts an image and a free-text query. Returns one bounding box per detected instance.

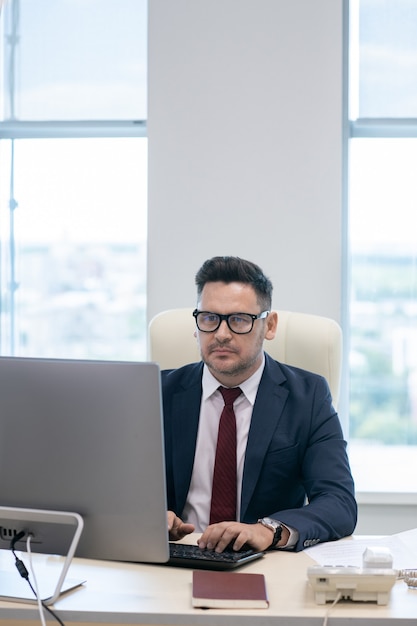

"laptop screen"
[0,356,169,564]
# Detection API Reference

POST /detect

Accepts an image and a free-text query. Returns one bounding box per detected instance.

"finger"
[177,522,195,538]
[214,527,243,552]
[197,522,229,549]
[199,523,240,552]
[167,511,176,531]
[228,531,249,551]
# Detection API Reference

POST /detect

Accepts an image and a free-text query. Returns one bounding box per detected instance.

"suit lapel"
[240,356,289,520]
[170,364,203,511]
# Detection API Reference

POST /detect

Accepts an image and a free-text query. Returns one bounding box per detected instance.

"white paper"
[305,528,417,570]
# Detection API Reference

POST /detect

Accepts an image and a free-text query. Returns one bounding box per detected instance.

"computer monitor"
[0,356,169,566]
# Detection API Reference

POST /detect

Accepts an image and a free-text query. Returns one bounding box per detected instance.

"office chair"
[148,308,342,408]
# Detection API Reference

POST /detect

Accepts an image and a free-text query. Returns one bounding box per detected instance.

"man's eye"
[230,315,245,324]
[203,314,218,323]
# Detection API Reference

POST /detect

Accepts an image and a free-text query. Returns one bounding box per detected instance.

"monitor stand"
[0,506,85,606]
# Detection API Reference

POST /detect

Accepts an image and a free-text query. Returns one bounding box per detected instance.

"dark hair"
[195,256,273,309]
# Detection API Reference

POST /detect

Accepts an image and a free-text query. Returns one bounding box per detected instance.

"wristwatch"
[257,517,283,548]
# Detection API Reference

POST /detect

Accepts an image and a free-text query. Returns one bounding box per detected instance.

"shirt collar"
[202,353,265,405]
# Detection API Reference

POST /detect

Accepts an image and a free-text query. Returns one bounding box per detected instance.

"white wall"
[147,0,344,323]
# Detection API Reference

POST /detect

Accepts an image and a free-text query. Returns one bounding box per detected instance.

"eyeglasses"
[193,309,269,334]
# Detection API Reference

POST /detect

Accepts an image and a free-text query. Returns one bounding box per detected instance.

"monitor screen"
[0,356,169,565]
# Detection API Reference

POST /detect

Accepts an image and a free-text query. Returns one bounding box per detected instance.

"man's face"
[195,281,277,386]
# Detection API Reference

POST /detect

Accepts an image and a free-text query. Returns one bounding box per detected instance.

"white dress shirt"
[182,357,265,531]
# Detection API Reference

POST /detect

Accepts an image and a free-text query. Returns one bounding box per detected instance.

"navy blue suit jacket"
[161,353,357,551]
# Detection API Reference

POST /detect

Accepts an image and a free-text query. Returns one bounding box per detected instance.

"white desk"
[0,535,416,625]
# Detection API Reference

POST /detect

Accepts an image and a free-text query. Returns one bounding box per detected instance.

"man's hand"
[167,511,195,541]
[197,521,290,553]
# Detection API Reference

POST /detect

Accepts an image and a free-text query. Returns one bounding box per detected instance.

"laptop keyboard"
[168,542,264,570]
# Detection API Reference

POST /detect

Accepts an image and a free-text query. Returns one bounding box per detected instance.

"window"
[348,0,417,492]
[0,0,147,360]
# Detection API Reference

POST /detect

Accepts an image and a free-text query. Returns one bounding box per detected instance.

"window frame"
[0,0,148,358]
[344,0,417,499]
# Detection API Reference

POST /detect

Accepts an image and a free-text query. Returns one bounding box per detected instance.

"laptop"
[0,356,263,585]
[0,355,169,604]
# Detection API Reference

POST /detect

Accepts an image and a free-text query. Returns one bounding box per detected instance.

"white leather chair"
[148,308,342,408]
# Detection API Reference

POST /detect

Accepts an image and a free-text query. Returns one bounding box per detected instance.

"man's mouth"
[209,346,236,356]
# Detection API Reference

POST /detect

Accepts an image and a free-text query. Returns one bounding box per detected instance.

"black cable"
[38,601,66,626]
[11,531,66,626]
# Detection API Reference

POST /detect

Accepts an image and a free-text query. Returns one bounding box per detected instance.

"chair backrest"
[148,308,342,408]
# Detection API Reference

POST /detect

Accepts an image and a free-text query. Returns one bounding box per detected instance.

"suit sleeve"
[272,376,357,551]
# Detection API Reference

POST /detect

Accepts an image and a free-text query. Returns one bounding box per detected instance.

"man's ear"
[264,311,278,341]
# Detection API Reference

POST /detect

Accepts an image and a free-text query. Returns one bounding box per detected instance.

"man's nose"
[215,319,233,339]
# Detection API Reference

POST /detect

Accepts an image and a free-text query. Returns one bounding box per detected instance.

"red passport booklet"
[192,570,269,609]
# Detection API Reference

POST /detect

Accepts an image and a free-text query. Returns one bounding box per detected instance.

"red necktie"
[209,386,242,524]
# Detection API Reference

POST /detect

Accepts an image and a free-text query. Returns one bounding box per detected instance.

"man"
[163,256,357,553]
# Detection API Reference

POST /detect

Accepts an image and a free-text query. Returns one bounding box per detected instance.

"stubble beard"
[201,340,264,379]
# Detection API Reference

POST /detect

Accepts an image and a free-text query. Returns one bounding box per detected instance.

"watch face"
[264,517,279,529]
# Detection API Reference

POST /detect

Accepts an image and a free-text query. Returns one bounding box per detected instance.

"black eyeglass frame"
[192,309,270,334]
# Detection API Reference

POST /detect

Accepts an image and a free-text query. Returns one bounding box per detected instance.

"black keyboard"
[168,542,264,570]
